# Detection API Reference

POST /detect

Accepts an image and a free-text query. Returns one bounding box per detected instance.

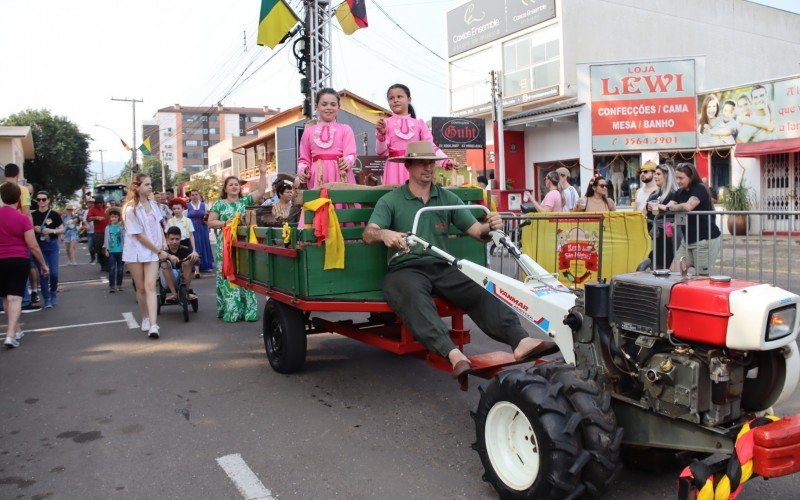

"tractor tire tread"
[537,363,622,496]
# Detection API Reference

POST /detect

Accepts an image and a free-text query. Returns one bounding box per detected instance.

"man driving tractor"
[363,141,556,380]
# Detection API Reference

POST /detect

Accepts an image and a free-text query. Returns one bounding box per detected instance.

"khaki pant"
[383,260,529,357]
[674,237,721,276]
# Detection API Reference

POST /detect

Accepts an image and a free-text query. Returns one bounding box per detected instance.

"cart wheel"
[473,369,586,499]
[180,285,190,322]
[262,300,307,373]
[536,364,622,496]
[156,279,163,315]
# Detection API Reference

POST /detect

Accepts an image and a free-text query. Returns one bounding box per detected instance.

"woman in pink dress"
[295,88,357,189]
[376,83,450,185]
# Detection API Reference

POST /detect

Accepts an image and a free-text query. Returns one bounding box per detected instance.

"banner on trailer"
[591,59,697,152]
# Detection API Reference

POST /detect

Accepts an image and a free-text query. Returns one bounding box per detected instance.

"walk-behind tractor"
[232,190,800,499]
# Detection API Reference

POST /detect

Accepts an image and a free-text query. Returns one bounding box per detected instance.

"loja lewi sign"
[590,59,697,152]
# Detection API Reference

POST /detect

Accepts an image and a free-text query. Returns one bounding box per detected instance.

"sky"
[1,0,798,179]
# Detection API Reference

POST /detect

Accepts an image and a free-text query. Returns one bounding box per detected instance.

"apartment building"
[143,104,278,174]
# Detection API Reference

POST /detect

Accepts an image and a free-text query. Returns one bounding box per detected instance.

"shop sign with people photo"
[696,75,800,148]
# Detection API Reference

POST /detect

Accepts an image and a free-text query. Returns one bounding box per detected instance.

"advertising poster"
[697,76,800,148]
[446,0,555,57]
[591,59,697,152]
[431,117,486,149]
[519,212,650,288]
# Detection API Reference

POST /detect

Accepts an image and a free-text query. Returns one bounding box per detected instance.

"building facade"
[446,0,800,216]
[0,126,35,180]
[142,105,278,175]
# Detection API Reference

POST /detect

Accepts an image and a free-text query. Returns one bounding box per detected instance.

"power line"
[371,0,447,62]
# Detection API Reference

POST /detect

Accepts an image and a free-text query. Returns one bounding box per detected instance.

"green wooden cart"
[230,186,538,386]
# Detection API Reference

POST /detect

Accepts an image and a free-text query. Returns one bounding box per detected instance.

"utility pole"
[296,0,332,118]
[490,71,506,191]
[111,97,143,173]
[92,149,106,181]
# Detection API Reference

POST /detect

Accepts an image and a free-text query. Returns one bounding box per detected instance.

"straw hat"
[388,141,449,163]
[105,206,122,218]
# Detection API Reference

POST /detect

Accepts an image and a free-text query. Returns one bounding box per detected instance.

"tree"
[1,108,90,202]
[116,157,173,192]
[187,175,222,203]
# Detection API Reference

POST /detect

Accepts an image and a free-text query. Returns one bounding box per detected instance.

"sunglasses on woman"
[596,184,608,188]
[37,197,49,201]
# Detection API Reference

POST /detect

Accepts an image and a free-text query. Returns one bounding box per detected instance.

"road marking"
[216,454,274,500]
[18,319,127,334]
[59,278,109,285]
[122,312,139,329]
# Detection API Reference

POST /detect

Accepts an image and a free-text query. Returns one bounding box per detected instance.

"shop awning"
[734,137,800,158]
[504,100,584,128]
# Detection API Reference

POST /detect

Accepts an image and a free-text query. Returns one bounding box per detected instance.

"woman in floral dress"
[207,162,267,322]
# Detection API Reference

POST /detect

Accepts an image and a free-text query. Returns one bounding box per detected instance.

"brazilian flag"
[257,0,300,49]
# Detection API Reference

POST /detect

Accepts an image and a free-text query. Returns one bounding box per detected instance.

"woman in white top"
[122,173,168,339]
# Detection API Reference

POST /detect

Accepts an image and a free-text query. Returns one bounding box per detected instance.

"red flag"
[120,138,132,151]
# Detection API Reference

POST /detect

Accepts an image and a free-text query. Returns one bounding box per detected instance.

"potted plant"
[722,179,754,235]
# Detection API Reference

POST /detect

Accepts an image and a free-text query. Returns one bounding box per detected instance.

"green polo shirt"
[368,182,479,269]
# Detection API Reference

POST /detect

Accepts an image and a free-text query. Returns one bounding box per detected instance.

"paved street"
[2,244,800,500]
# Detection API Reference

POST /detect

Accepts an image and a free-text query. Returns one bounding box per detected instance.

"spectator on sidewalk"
[62,204,80,265]
[0,183,49,348]
[32,191,63,308]
[123,173,168,339]
[103,207,126,293]
[0,163,39,313]
[556,167,579,211]
[87,196,109,272]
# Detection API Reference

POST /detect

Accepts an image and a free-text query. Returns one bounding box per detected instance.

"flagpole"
[111,97,143,180]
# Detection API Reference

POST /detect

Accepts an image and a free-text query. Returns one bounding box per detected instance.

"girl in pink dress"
[296,88,357,189]
[376,83,450,185]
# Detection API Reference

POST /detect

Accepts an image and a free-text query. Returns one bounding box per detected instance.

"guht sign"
[432,117,486,150]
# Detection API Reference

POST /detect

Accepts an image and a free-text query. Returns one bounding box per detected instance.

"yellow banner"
[520,211,651,287]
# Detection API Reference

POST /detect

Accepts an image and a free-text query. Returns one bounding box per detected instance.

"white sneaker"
[148,324,160,339]
[4,337,19,348]
[141,317,151,332]
[16,330,24,340]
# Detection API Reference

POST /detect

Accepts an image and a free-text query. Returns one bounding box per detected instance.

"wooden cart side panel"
[304,243,388,296]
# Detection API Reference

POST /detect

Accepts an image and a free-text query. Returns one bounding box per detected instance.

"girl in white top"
[122,173,168,339]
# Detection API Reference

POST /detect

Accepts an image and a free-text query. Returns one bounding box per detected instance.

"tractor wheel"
[473,369,586,499]
[262,299,307,374]
[537,364,623,496]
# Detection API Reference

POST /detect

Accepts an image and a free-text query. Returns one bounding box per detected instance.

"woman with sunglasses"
[575,175,617,212]
[31,191,64,308]
[644,163,679,269]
